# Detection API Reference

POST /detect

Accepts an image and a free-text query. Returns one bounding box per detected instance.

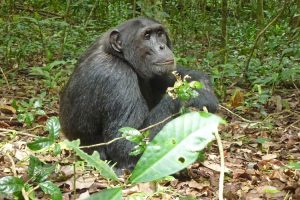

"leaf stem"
[214,130,224,200]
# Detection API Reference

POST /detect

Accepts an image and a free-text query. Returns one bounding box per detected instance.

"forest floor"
[0,72,300,200]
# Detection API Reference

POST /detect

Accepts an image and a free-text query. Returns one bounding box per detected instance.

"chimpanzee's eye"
[157,30,164,37]
[144,32,151,40]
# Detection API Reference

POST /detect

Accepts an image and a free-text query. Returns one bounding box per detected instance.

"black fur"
[59,17,218,171]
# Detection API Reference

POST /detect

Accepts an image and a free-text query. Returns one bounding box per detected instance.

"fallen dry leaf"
[262,153,277,160]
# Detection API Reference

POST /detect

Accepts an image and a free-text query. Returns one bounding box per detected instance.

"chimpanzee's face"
[109,18,176,78]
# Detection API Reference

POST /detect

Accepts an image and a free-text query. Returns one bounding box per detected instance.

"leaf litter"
[0,73,300,199]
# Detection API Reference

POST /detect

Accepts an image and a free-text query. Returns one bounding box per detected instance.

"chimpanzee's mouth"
[155,59,174,65]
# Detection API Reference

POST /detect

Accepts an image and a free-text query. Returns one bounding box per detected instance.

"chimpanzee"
[59,17,218,171]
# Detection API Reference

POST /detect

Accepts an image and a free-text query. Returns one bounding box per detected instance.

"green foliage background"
[0,0,299,104]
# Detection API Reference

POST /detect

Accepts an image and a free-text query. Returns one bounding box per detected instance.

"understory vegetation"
[0,0,300,199]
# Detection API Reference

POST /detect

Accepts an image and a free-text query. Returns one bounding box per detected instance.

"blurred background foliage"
[0,0,299,105]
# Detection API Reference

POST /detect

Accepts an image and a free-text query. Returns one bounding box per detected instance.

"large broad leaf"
[27,137,54,151]
[130,112,224,183]
[0,176,24,194]
[46,116,61,138]
[28,156,55,183]
[39,181,62,200]
[86,187,122,200]
[64,140,118,181]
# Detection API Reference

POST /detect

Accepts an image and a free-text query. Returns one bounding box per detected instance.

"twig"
[80,113,179,149]
[243,5,286,79]
[8,153,30,200]
[229,3,288,88]
[285,119,300,131]
[291,125,300,130]
[80,136,124,149]
[27,185,40,197]
[264,110,300,122]
[22,188,30,200]
[83,0,99,27]
[214,130,224,200]
[6,153,17,176]
[0,66,10,89]
[26,125,44,131]
[218,105,258,123]
[73,159,77,199]
[140,113,179,132]
[292,82,300,92]
[15,4,62,18]
[283,191,290,200]
[0,128,38,138]
[59,0,71,58]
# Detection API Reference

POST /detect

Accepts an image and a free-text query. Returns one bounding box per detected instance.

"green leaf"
[27,137,54,151]
[24,113,35,126]
[120,127,149,155]
[24,183,36,199]
[11,99,18,110]
[197,150,206,162]
[47,60,66,69]
[28,156,42,176]
[256,137,271,144]
[189,81,203,89]
[129,144,146,156]
[33,100,43,108]
[86,187,122,200]
[53,143,62,156]
[64,140,118,181]
[36,109,46,116]
[287,162,300,169]
[119,127,143,144]
[28,156,55,182]
[264,188,280,194]
[130,112,223,183]
[29,67,47,77]
[46,116,61,138]
[0,176,24,194]
[39,181,62,200]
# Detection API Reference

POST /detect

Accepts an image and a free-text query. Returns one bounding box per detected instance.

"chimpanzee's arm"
[141,66,219,138]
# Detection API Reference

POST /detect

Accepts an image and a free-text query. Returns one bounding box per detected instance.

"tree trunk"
[236,0,242,17]
[256,0,264,48]
[291,0,300,28]
[257,0,264,28]
[221,0,228,64]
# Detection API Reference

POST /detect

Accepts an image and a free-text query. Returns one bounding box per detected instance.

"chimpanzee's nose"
[159,44,165,50]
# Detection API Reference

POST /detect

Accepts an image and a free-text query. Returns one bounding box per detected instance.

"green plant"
[27,116,61,152]
[12,98,46,126]
[245,84,271,116]
[0,117,62,199]
[64,111,223,199]
[29,59,76,89]
[119,127,150,156]
[256,137,272,153]
[167,71,203,111]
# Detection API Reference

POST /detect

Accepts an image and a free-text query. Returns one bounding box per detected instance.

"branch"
[139,112,179,132]
[214,130,224,200]
[15,4,63,18]
[6,154,17,176]
[0,128,38,138]
[80,113,179,149]
[218,105,259,123]
[0,66,10,89]
[243,5,287,79]
[80,136,124,149]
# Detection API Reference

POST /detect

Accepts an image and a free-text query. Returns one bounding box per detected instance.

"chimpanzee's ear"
[109,30,122,53]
